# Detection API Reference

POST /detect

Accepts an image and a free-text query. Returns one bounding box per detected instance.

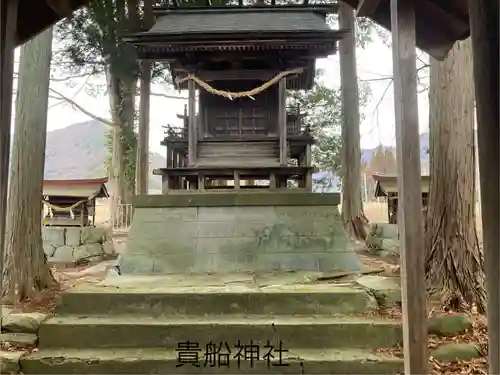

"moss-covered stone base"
[122,192,361,274]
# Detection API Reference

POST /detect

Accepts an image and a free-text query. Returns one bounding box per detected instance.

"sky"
[13,28,431,157]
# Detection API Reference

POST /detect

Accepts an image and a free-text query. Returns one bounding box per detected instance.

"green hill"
[44,120,165,191]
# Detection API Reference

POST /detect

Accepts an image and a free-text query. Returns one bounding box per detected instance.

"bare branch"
[372,79,393,116]
[49,69,104,82]
[360,76,392,83]
[150,91,187,100]
[361,64,428,83]
[48,99,65,109]
[49,88,115,127]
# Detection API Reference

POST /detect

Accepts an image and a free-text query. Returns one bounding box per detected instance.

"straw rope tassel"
[42,191,99,212]
[176,68,304,99]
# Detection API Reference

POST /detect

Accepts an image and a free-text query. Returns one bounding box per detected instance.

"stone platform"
[21,272,404,374]
[122,192,362,274]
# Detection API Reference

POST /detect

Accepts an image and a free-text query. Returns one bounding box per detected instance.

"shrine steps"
[22,348,403,374]
[54,284,377,316]
[37,315,401,349]
[21,276,404,374]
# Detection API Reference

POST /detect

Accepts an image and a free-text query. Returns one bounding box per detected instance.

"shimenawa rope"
[175,67,304,99]
[42,191,99,212]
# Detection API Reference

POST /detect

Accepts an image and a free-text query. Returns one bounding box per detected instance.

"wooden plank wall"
[199,82,278,138]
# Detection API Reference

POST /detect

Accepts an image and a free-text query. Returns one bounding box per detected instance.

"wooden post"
[161,174,169,194]
[92,201,96,227]
[136,61,151,195]
[198,175,205,192]
[233,171,240,190]
[469,0,499,373]
[305,144,312,191]
[80,203,85,227]
[166,146,173,168]
[0,0,18,323]
[270,173,277,189]
[390,0,427,373]
[278,78,287,165]
[188,80,196,166]
[135,0,154,197]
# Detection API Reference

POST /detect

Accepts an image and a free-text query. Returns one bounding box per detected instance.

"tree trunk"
[338,3,367,240]
[425,38,485,312]
[2,28,57,303]
[106,68,137,227]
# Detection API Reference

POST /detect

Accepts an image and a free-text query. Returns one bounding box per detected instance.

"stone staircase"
[21,274,404,374]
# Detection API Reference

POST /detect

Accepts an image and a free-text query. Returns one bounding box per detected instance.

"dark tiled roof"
[150,9,331,35]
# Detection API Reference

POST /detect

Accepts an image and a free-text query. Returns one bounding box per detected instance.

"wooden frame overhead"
[342,0,469,59]
[343,0,498,374]
[0,1,498,373]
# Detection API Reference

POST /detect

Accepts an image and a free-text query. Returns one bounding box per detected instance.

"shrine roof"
[125,5,345,56]
[149,7,333,35]
[372,173,430,196]
[43,178,109,199]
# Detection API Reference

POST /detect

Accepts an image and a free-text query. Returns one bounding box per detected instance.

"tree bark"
[425,38,485,312]
[2,28,57,303]
[106,68,137,208]
[338,3,367,240]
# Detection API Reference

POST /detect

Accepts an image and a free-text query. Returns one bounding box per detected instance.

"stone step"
[38,316,402,350]
[21,347,404,374]
[56,284,377,316]
[0,332,38,347]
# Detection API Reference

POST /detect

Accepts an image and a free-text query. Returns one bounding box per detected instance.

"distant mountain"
[44,120,164,191]
[44,120,430,189]
[361,133,430,173]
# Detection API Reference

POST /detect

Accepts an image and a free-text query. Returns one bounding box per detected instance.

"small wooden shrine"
[42,178,109,227]
[372,173,430,224]
[126,2,345,192]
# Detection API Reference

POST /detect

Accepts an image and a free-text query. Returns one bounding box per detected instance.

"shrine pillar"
[188,79,197,166]
[278,78,287,165]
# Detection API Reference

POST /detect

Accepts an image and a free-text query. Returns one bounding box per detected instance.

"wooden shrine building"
[42,178,109,227]
[126,3,345,192]
[0,0,498,374]
[372,173,430,224]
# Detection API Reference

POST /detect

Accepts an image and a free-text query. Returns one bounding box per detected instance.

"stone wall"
[42,227,116,265]
[366,223,400,256]
[122,192,362,274]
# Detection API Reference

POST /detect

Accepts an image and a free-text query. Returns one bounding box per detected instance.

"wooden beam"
[278,78,287,166]
[469,0,500,373]
[389,0,428,374]
[356,0,380,17]
[187,80,196,166]
[0,0,18,319]
[46,0,74,17]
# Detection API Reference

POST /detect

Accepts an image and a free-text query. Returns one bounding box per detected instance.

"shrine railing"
[162,124,187,139]
[112,203,133,231]
[164,105,310,139]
